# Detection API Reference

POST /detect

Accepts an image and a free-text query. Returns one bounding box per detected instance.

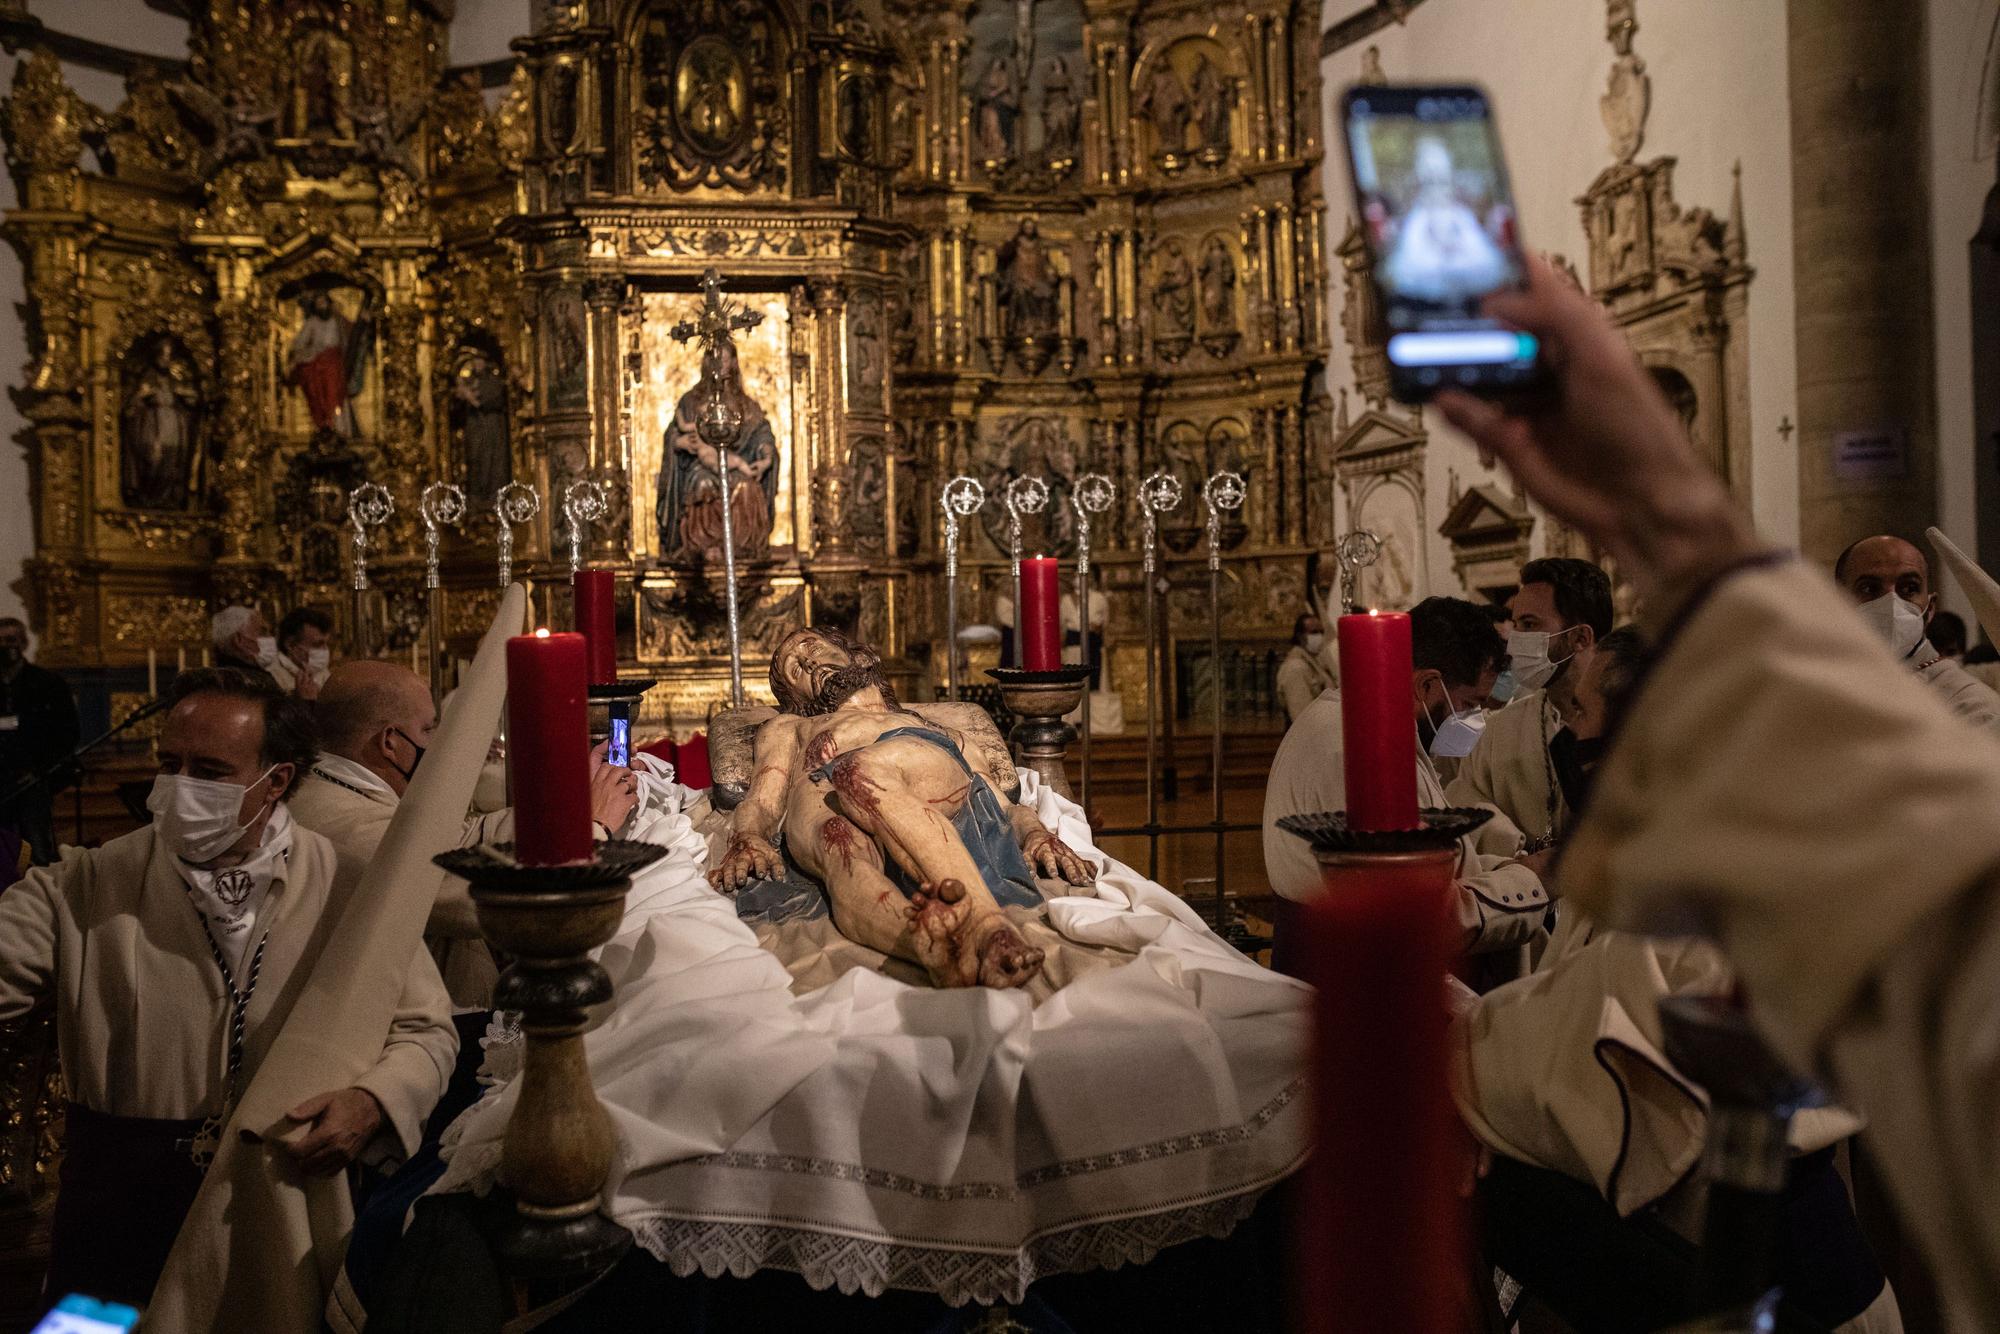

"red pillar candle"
[1021,555,1062,670]
[1296,854,1465,1334]
[505,630,593,864]
[1337,610,1419,831]
[572,569,618,686]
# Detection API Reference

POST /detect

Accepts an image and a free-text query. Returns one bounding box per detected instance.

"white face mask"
[1422,682,1488,759]
[1505,628,1576,692]
[254,635,280,669]
[306,646,331,674]
[1303,633,1326,654]
[1855,593,1928,660]
[147,766,278,865]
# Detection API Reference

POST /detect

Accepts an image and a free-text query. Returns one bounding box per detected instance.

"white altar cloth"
[434,772,1310,1306]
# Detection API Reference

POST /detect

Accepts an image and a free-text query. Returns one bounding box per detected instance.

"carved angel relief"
[635,0,788,193]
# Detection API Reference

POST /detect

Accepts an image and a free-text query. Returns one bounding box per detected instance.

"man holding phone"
[290,661,640,1006]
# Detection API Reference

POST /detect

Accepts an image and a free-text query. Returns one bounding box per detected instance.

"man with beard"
[709,626,1094,989]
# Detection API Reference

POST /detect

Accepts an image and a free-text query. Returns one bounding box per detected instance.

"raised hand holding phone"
[1340,84,1543,403]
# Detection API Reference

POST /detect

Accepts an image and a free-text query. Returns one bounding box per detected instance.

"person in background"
[211,605,283,693]
[0,617,79,878]
[271,607,335,701]
[1262,595,1549,978]
[290,660,639,1006]
[0,668,455,1308]
[1275,611,1335,723]
[1833,535,2000,730]
[1446,558,1613,856]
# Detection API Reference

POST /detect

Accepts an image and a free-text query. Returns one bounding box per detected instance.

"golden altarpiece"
[0,0,1330,736]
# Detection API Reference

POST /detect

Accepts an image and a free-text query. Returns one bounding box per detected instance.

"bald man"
[1835,535,2000,731]
[289,662,640,1004]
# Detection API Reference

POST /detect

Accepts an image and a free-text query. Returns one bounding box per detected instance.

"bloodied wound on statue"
[710,626,1095,989]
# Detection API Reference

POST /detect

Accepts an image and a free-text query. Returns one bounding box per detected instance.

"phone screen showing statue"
[608,716,631,769]
[1343,86,1539,400]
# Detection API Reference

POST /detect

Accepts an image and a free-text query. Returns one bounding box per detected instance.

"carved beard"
[797,659,899,717]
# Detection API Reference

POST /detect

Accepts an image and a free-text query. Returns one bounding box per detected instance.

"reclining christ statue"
[710,626,1095,989]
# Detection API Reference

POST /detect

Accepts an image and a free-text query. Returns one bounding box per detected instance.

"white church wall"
[1317,0,1798,604]
[1927,0,1994,623]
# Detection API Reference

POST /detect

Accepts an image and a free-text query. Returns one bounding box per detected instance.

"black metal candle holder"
[987,665,1092,800]
[1277,807,1492,858]
[431,838,668,1278]
[586,678,659,749]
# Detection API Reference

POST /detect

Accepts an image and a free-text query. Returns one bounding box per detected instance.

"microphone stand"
[0,693,175,814]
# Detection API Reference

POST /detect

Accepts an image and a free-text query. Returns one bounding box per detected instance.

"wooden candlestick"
[433,840,667,1277]
[987,665,1091,799]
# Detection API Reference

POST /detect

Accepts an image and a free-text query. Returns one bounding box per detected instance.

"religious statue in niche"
[848,288,883,394]
[997,218,1060,341]
[290,25,355,138]
[963,0,1085,184]
[119,336,200,511]
[838,75,875,163]
[548,291,589,407]
[451,344,512,503]
[976,415,1079,555]
[710,626,1093,988]
[1198,235,1239,356]
[1039,56,1080,171]
[1137,58,1191,170]
[974,54,1020,166]
[655,340,779,564]
[286,286,375,439]
[1189,55,1233,164]
[1150,241,1195,363]
[546,60,580,153]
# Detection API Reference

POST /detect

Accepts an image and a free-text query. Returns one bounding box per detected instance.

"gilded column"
[1095,231,1116,364]
[1266,17,1291,161]
[810,278,850,558]
[1244,15,1268,164]
[927,40,946,183]
[1113,42,1132,185]
[1275,204,1299,352]
[1119,229,1140,364]
[1789,0,1937,560]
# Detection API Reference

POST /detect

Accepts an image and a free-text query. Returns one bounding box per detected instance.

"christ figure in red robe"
[288,290,370,437]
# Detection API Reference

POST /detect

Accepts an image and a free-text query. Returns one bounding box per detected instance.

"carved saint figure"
[974,53,1019,164]
[293,27,355,138]
[1199,236,1237,331]
[710,626,1094,988]
[1189,54,1233,158]
[1151,243,1196,334]
[286,289,373,438]
[120,338,199,510]
[997,217,1060,340]
[1039,55,1080,166]
[1137,60,1191,161]
[452,346,512,502]
[656,340,779,563]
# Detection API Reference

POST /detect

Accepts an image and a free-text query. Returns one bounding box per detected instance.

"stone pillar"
[1789,1,1937,563]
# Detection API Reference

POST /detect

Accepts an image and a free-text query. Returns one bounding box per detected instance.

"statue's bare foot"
[907,879,1042,989]
[972,920,1044,989]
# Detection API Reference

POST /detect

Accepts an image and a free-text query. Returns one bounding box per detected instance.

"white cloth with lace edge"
[436,770,1310,1305]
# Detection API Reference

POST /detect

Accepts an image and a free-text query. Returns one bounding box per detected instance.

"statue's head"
[770,625,896,716]
[701,340,741,389]
[309,291,334,317]
[1019,217,1038,239]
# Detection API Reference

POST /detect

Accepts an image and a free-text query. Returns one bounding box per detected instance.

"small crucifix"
[669,268,763,352]
[1777,415,1795,445]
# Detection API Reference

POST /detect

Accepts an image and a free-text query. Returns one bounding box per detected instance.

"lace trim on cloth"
[627,1182,1277,1307]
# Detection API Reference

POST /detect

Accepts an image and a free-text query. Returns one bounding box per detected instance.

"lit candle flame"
[534,627,550,639]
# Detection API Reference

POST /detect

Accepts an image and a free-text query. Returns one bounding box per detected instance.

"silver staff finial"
[1139,471,1184,578]
[1201,470,1245,573]
[1070,472,1116,578]
[1334,528,1383,611]
[347,482,395,592]
[420,482,466,592]
[562,478,609,576]
[494,481,542,588]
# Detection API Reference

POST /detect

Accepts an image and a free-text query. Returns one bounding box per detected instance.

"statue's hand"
[711,831,783,893]
[1024,829,1094,886]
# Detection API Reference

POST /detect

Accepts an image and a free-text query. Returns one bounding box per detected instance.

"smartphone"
[32,1295,141,1334]
[1340,84,1541,402]
[607,715,630,768]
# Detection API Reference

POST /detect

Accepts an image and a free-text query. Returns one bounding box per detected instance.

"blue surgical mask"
[1488,667,1520,705]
